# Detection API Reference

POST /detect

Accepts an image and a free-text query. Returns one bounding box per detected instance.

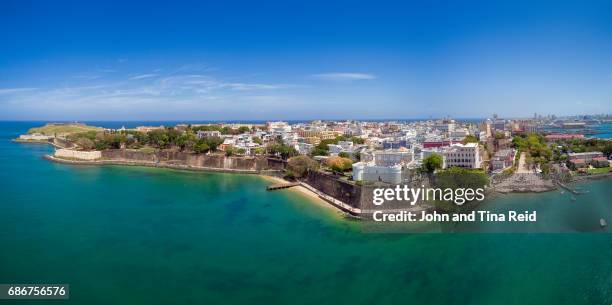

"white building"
[352,148,414,184]
[267,121,292,134]
[370,149,413,167]
[282,133,300,146]
[327,141,355,156]
[434,119,455,133]
[296,142,314,155]
[493,119,506,131]
[443,143,482,169]
[197,130,221,139]
[449,128,469,141]
[352,162,402,184]
[232,135,259,154]
[490,149,516,172]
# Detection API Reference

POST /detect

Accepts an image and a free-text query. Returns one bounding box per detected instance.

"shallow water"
[1,122,612,305]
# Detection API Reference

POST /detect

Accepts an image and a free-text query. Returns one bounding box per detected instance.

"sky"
[1,0,611,121]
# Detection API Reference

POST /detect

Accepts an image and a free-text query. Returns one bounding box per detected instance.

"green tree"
[287,155,319,178]
[148,129,170,148]
[221,126,233,135]
[325,156,353,173]
[310,147,329,156]
[193,141,210,154]
[203,136,224,151]
[421,153,443,174]
[177,133,197,151]
[314,136,346,152]
[267,143,298,159]
[225,146,236,156]
[76,137,95,150]
[433,167,489,189]
[349,137,365,144]
[338,152,351,158]
[462,135,478,144]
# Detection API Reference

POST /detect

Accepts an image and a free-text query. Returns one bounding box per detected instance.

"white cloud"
[0,87,38,95]
[129,74,158,80]
[0,69,294,116]
[311,72,376,81]
[223,83,285,91]
[73,73,102,80]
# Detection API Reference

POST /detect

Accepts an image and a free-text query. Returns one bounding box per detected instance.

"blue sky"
[1,0,611,120]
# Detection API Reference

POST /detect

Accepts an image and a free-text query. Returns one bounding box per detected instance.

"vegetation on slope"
[28,123,102,136]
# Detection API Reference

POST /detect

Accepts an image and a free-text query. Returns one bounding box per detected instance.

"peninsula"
[15,116,612,216]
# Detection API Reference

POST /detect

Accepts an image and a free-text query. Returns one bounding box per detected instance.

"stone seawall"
[304,170,362,209]
[98,149,282,172]
[55,149,102,160]
[302,170,432,215]
[43,155,274,174]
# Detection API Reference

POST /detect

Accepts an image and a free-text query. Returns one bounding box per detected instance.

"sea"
[592,123,612,139]
[1,121,612,305]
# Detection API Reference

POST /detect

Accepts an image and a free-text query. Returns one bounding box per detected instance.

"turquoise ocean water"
[593,123,612,139]
[1,121,612,305]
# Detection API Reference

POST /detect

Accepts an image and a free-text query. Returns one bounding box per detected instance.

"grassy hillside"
[28,123,103,136]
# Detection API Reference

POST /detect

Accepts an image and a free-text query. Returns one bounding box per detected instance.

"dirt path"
[516,152,532,174]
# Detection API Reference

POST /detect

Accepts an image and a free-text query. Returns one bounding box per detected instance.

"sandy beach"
[259,175,348,216]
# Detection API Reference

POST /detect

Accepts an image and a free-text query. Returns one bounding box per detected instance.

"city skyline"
[2,1,612,120]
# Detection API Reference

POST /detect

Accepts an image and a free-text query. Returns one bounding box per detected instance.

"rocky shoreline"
[492,173,558,194]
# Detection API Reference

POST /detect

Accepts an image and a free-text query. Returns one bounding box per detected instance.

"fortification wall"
[55,149,102,160]
[99,149,273,171]
[304,170,362,209]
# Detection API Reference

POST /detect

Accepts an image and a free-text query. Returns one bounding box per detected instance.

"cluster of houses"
[130,119,501,184]
[129,115,609,183]
[567,152,609,170]
[282,119,487,184]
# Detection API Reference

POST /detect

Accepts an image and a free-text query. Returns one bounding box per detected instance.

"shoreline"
[24,138,612,217]
[45,154,354,216]
[43,154,281,175]
[12,138,67,149]
[259,175,351,217]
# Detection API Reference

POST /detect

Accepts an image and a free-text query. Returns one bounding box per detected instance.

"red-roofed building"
[568,151,609,169]
[592,156,610,168]
[568,158,586,169]
[423,140,453,148]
